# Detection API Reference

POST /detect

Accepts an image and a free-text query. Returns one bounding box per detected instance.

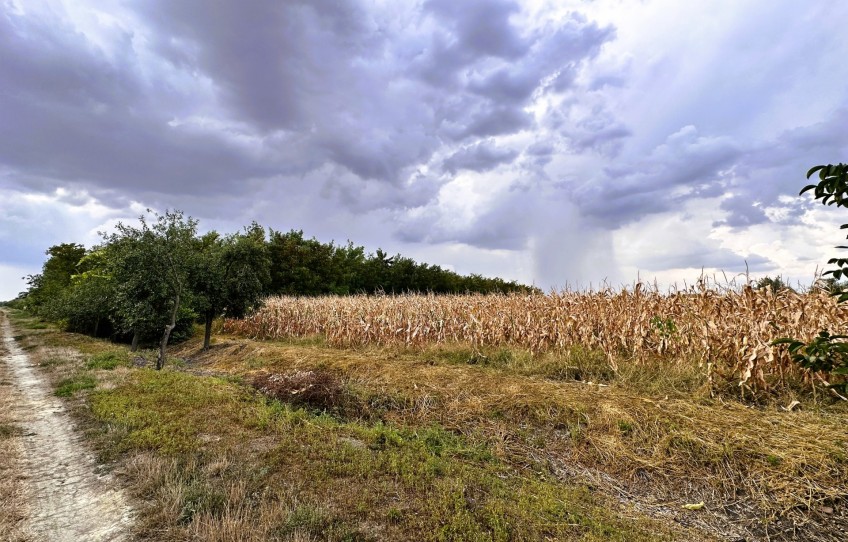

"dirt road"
[0,312,132,541]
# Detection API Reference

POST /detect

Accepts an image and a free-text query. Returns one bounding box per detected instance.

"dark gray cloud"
[423,0,528,61]
[137,0,378,131]
[395,182,538,251]
[640,247,771,273]
[570,126,742,227]
[0,8,278,198]
[125,0,612,190]
[708,108,848,228]
[715,196,769,228]
[5,0,848,300]
[443,142,518,174]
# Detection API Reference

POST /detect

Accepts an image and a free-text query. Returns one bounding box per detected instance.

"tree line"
[9,210,537,368]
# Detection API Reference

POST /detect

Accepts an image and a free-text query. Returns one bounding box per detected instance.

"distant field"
[225,286,847,395]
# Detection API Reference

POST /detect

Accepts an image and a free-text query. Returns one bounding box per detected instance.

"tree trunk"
[203,309,214,350]
[130,329,140,352]
[156,292,180,370]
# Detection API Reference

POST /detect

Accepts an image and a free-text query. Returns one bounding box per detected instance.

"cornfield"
[224,283,848,392]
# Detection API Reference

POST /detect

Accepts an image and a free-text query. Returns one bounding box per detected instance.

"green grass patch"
[4,309,51,330]
[423,345,527,368]
[90,370,270,455]
[55,374,97,397]
[86,351,128,370]
[85,369,674,540]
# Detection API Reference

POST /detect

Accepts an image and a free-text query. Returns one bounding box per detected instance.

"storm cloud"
[2,0,848,300]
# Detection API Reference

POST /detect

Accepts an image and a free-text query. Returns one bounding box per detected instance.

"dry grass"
[225,284,848,394]
[253,369,349,413]
[119,452,312,542]
[175,334,848,541]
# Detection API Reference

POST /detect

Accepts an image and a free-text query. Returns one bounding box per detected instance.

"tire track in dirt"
[1,313,132,541]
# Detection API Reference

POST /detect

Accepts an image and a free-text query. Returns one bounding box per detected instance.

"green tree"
[192,223,270,349]
[23,243,86,317]
[60,250,116,336]
[103,210,199,369]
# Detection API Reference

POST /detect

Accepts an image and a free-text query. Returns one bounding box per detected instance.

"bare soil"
[0,311,133,541]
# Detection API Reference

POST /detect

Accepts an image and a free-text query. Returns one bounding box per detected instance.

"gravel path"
[1,313,133,541]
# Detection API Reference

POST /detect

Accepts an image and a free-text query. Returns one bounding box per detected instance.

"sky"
[2,0,848,300]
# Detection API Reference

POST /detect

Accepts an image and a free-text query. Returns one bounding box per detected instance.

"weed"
[617,420,634,436]
[39,356,67,369]
[274,504,366,541]
[55,374,96,397]
[650,315,678,339]
[179,482,227,524]
[86,352,128,370]
[533,347,616,383]
[386,507,403,524]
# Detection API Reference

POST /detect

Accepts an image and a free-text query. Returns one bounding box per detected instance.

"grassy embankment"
[4,308,848,541]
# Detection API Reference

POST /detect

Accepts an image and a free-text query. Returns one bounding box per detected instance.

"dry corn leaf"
[781,400,801,412]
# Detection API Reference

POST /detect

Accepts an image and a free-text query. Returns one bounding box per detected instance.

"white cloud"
[0,263,34,301]
[0,187,143,297]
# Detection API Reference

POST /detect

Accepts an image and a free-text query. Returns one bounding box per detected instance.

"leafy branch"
[773,164,848,397]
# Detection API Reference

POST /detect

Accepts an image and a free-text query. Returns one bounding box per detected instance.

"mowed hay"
[252,370,347,413]
[224,284,848,393]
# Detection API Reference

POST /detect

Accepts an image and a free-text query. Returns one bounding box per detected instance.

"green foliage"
[267,229,537,296]
[773,332,848,394]
[59,251,117,336]
[649,315,677,339]
[773,164,848,393]
[104,210,200,368]
[803,164,848,295]
[192,223,270,347]
[21,243,87,317]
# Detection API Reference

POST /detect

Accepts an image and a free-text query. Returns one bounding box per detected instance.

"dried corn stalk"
[224,283,848,392]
